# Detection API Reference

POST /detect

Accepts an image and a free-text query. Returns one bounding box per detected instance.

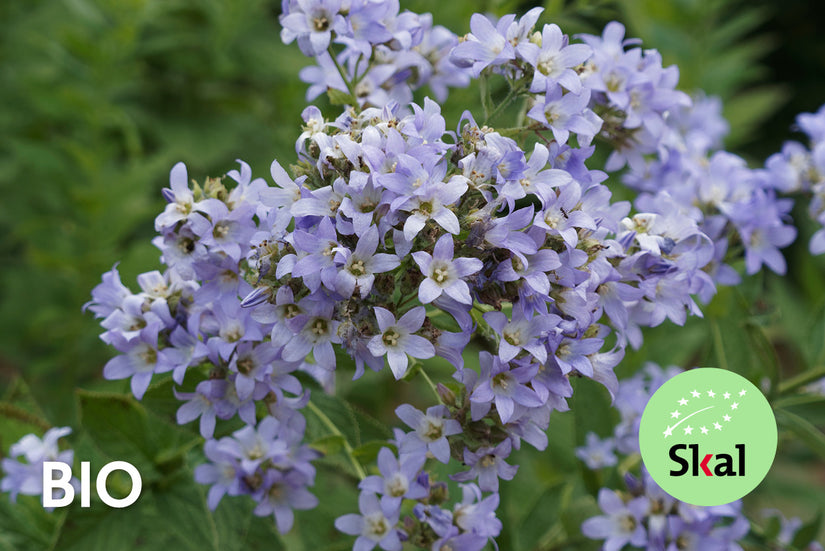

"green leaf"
[560,493,601,549]
[513,482,567,550]
[0,495,61,551]
[212,497,286,551]
[775,408,825,460]
[310,434,346,456]
[792,510,823,549]
[305,392,392,450]
[350,440,391,467]
[153,471,220,551]
[76,390,200,481]
[762,513,782,541]
[327,88,354,106]
[52,505,147,551]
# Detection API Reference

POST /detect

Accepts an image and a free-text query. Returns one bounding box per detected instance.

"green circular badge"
[639,368,777,506]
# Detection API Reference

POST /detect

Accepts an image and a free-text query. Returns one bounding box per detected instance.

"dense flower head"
[75,3,825,549]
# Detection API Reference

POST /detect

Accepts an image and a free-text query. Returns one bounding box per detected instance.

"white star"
[707,390,715,398]
[671,410,681,419]
[691,390,701,398]
[714,422,723,431]
[684,425,693,435]
[731,402,739,410]
[664,426,674,438]
[723,392,731,399]
[739,389,747,397]
[678,398,689,406]
[700,426,709,435]
[723,415,731,422]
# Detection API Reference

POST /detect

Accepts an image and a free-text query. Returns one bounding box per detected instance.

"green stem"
[480,75,492,120]
[710,318,730,372]
[306,400,367,480]
[327,46,358,103]
[483,86,524,126]
[778,364,825,395]
[418,368,441,403]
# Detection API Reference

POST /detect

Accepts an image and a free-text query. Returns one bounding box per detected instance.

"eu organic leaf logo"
[662,388,748,438]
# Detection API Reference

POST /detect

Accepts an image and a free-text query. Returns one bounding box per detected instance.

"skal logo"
[43,461,142,508]
[639,368,777,506]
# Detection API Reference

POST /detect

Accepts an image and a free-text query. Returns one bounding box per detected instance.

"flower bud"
[436,383,457,407]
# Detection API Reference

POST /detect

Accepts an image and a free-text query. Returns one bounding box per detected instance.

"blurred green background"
[1,0,825,549]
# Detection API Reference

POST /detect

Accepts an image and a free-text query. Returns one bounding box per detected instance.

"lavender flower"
[335,226,400,298]
[335,492,402,551]
[396,404,462,463]
[581,488,649,550]
[368,307,435,379]
[412,234,482,305]
[358,448,427,509]
[451,439,518,492]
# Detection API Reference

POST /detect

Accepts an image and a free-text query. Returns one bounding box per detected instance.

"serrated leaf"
[76,390,201,480]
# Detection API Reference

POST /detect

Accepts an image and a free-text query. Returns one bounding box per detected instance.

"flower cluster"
[335,441,501,551]
[578,24,796,282]
[576,364,824,551]
[444,15,798,285]
[78,3,823,549]
[85,159,321,530]
[583,471,750,551]
[765,103,825,254]
[194,416,319,532]
[281,0,470,106]
[1,427,76,504]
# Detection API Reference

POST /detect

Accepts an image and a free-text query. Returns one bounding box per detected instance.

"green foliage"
[614,0,788,150]
[0,0,307,422]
